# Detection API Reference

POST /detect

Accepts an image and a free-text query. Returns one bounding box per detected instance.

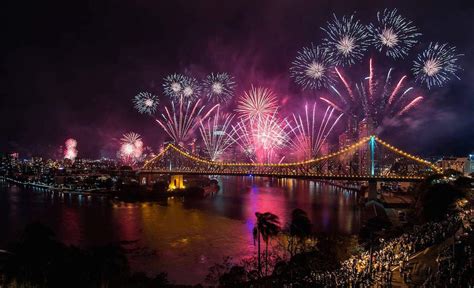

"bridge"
[139,136,441,198]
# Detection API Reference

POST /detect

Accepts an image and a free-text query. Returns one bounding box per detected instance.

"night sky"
[1,0,473,158]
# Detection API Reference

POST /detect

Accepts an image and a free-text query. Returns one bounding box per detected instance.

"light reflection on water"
[0,176,360,285]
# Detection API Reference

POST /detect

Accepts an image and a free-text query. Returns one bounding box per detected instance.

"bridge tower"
[169,175,185,190]
[367,136,378,200]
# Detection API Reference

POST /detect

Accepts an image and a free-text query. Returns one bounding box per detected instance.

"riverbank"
[0,176,109,196]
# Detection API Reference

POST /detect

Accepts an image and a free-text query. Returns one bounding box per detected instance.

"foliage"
[413,179,466,222]
[286,208,313,257]
[1,223,169,288]
[253,212,281,276]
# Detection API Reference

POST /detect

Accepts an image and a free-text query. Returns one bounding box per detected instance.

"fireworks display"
[156,97,218,146]
[367,9,421,59]
[321,14,370,66]
[412,42,462,89]
[163,73,186,100]
[119,132,144,165]
[127,8,463,165]
[64,138,78,161]
[199,107,236,161]
[203,73,236,104]
[323,59,423,127]
[290,43,336,90]
[235,86,278,120]
[290,103,343,160]
[133,92,159,115]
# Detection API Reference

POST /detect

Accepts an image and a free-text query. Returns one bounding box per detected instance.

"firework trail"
[156,97,219,146]
[321,14,370,66]
[323,59,423,128]
[181,76,202,102]
[253,113,296,163]
[231,119,256,161]
[203,73,236,104]
[64,138,78,161]
[133,92,159,115]
[235,86,278,120]
[397,96,423,116]
[290,103,343,160]
[320,97,344,112]
[290,43,336,90]
[119,132,144,165]
[369,58,374,98]
[232,112,295,163]
[367,9,421,59]
[412,42,462,89]
[387,75,407,105]
[199,107,236,161]
[163,73,186,100]
[335,67,354,100]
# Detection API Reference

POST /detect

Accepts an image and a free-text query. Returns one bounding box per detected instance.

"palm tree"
[253,212,280,276]
[288,208,312,256]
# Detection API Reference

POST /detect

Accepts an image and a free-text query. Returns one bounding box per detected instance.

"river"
[0,176,361,285]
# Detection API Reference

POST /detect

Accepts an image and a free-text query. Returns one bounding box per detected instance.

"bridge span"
[138,136,441,199]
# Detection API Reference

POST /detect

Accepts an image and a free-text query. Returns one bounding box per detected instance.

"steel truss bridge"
[140,136,441,183]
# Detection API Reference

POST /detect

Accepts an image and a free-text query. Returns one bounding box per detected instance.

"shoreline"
[0,176,110,196]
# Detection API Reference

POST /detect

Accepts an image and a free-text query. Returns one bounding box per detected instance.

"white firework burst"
[290,43,336,90]
[181,76,201,102]
[367,9,421,59]
[235,86,278,120]
[321,14,370,66]
[133,92,159,115]
[163,73,186,100]
[203,73,236,104]
[412,42,462,89]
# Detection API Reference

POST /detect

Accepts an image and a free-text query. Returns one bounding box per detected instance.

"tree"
[253,212,280,276]
[219,266,247,287]
[413,182,465,222]
[287,208,312,257]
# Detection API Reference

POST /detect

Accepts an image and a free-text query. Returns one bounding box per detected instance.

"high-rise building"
[437,157,467,174]
[467,154,474,175]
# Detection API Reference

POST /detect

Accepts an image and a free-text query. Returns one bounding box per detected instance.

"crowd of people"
[306,203,472,287]
[420,211,473,287]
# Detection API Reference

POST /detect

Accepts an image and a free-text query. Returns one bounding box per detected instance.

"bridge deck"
[138,169,425,182]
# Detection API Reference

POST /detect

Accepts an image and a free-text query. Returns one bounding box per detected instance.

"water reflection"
[0,176,360,285]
